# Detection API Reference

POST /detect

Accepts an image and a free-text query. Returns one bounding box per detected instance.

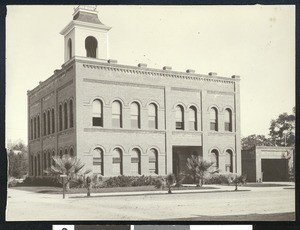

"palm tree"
[231,175,247,191]
[165,173,176,194]
[154,173,176,194]
[183,155,217,187]
[44,155,91,190]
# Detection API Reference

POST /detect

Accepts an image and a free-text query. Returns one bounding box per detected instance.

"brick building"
[27,6,241,178]
[242,146,294,182]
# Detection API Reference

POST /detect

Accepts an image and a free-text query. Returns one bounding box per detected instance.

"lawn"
[11,184,220,194]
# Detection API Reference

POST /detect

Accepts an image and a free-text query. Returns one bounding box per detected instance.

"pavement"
[6,182,295,221]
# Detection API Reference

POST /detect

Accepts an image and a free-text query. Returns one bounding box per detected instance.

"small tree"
[7,140,28,178]
[183,155,217,187]
[44,155,91,190]
[165,173,176,194]
[154,174,176,194]
[231,175,247,191]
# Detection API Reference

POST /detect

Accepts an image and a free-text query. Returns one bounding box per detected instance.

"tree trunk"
[198,178,203,187]
[168,186,172,194]
[235,183,238,191]
[65,181,70,191]
[87,185,91,197]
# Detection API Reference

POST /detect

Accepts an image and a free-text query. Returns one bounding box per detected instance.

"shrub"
[204,173,235,185]
[154,177,165,189]
[8,177,19,187]
[103,175,158,188]
[21,176,61,187]
[91,174,104,189]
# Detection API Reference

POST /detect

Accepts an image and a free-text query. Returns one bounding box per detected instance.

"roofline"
[74,56,240,82]
[255,146,294,150]
[27,56,240,96]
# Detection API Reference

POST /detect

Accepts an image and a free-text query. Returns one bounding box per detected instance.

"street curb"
[68,189,251,199]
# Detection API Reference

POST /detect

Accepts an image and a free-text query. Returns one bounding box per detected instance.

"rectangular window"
[93,158,102,174]
[148,117,157,129]
[112,115,122,128]
[210,122,217,131]
[176,121,184,130]
[93,117,102,127]
[131,117,139,129]
[149,162,157,174]
[225,122,231,131]
[189,121,196,131]
[131,158,140,174]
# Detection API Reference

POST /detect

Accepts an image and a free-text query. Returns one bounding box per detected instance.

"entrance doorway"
[261,159,289,182]
[172,146,202,183]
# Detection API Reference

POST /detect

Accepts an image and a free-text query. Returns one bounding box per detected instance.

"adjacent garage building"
[242,146,294,182]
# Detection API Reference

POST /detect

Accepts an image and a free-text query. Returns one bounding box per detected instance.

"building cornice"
[77,57,237,84]
[60,20,111,36]
[28,56,239,96]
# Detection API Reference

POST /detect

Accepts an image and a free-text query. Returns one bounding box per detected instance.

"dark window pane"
[225,122,232,132]
[176,122,183,130]
[93,117,102,126]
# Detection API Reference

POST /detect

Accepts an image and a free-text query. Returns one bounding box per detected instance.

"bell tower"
[60,5,111,63]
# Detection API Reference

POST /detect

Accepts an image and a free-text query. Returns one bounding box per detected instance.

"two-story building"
[27,6,241,178]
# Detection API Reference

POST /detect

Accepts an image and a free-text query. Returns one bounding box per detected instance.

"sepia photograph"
[5,5,295,221]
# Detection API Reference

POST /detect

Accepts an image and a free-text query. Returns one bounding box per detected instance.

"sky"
[6,5,295,145]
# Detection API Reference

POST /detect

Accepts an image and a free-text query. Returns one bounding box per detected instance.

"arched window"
[93,148,103,175]
[149,148,158,174]
[225,149,233,172]
[33,117,37,139]
[64,148,68,156]
[210,107,218,131]
[64,102,68,130]
[69,100,74,128]
[189,106,197,131]
[47,151,51,168]
[68,38,72,60]
[47,110,51,135]
[59,149,63,158]
[131,148,141,175]
[37,154,41,176]
[112,101,122,128]
[130,102,140,129]
[70,148,74,157]
[52,150,55,166]
[37,115,40,138]
[224,108,232,132]
[92,99,103,127]
[51,108,55,133]
[85,36,98,58]
[30,155,33,176]
[43,112,47,135]
[59,104,63,131]
[43,151,47,171]
[34,156,37,176]
[211,149,219,170]
[175,105,184,130]
[30,118,33,140]
[148,103,158,129]
[112,148,122,175]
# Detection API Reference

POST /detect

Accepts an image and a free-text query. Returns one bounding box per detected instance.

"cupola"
[60,5,111,63]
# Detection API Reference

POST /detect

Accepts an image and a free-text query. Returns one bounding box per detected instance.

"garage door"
[261,159,289,182]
